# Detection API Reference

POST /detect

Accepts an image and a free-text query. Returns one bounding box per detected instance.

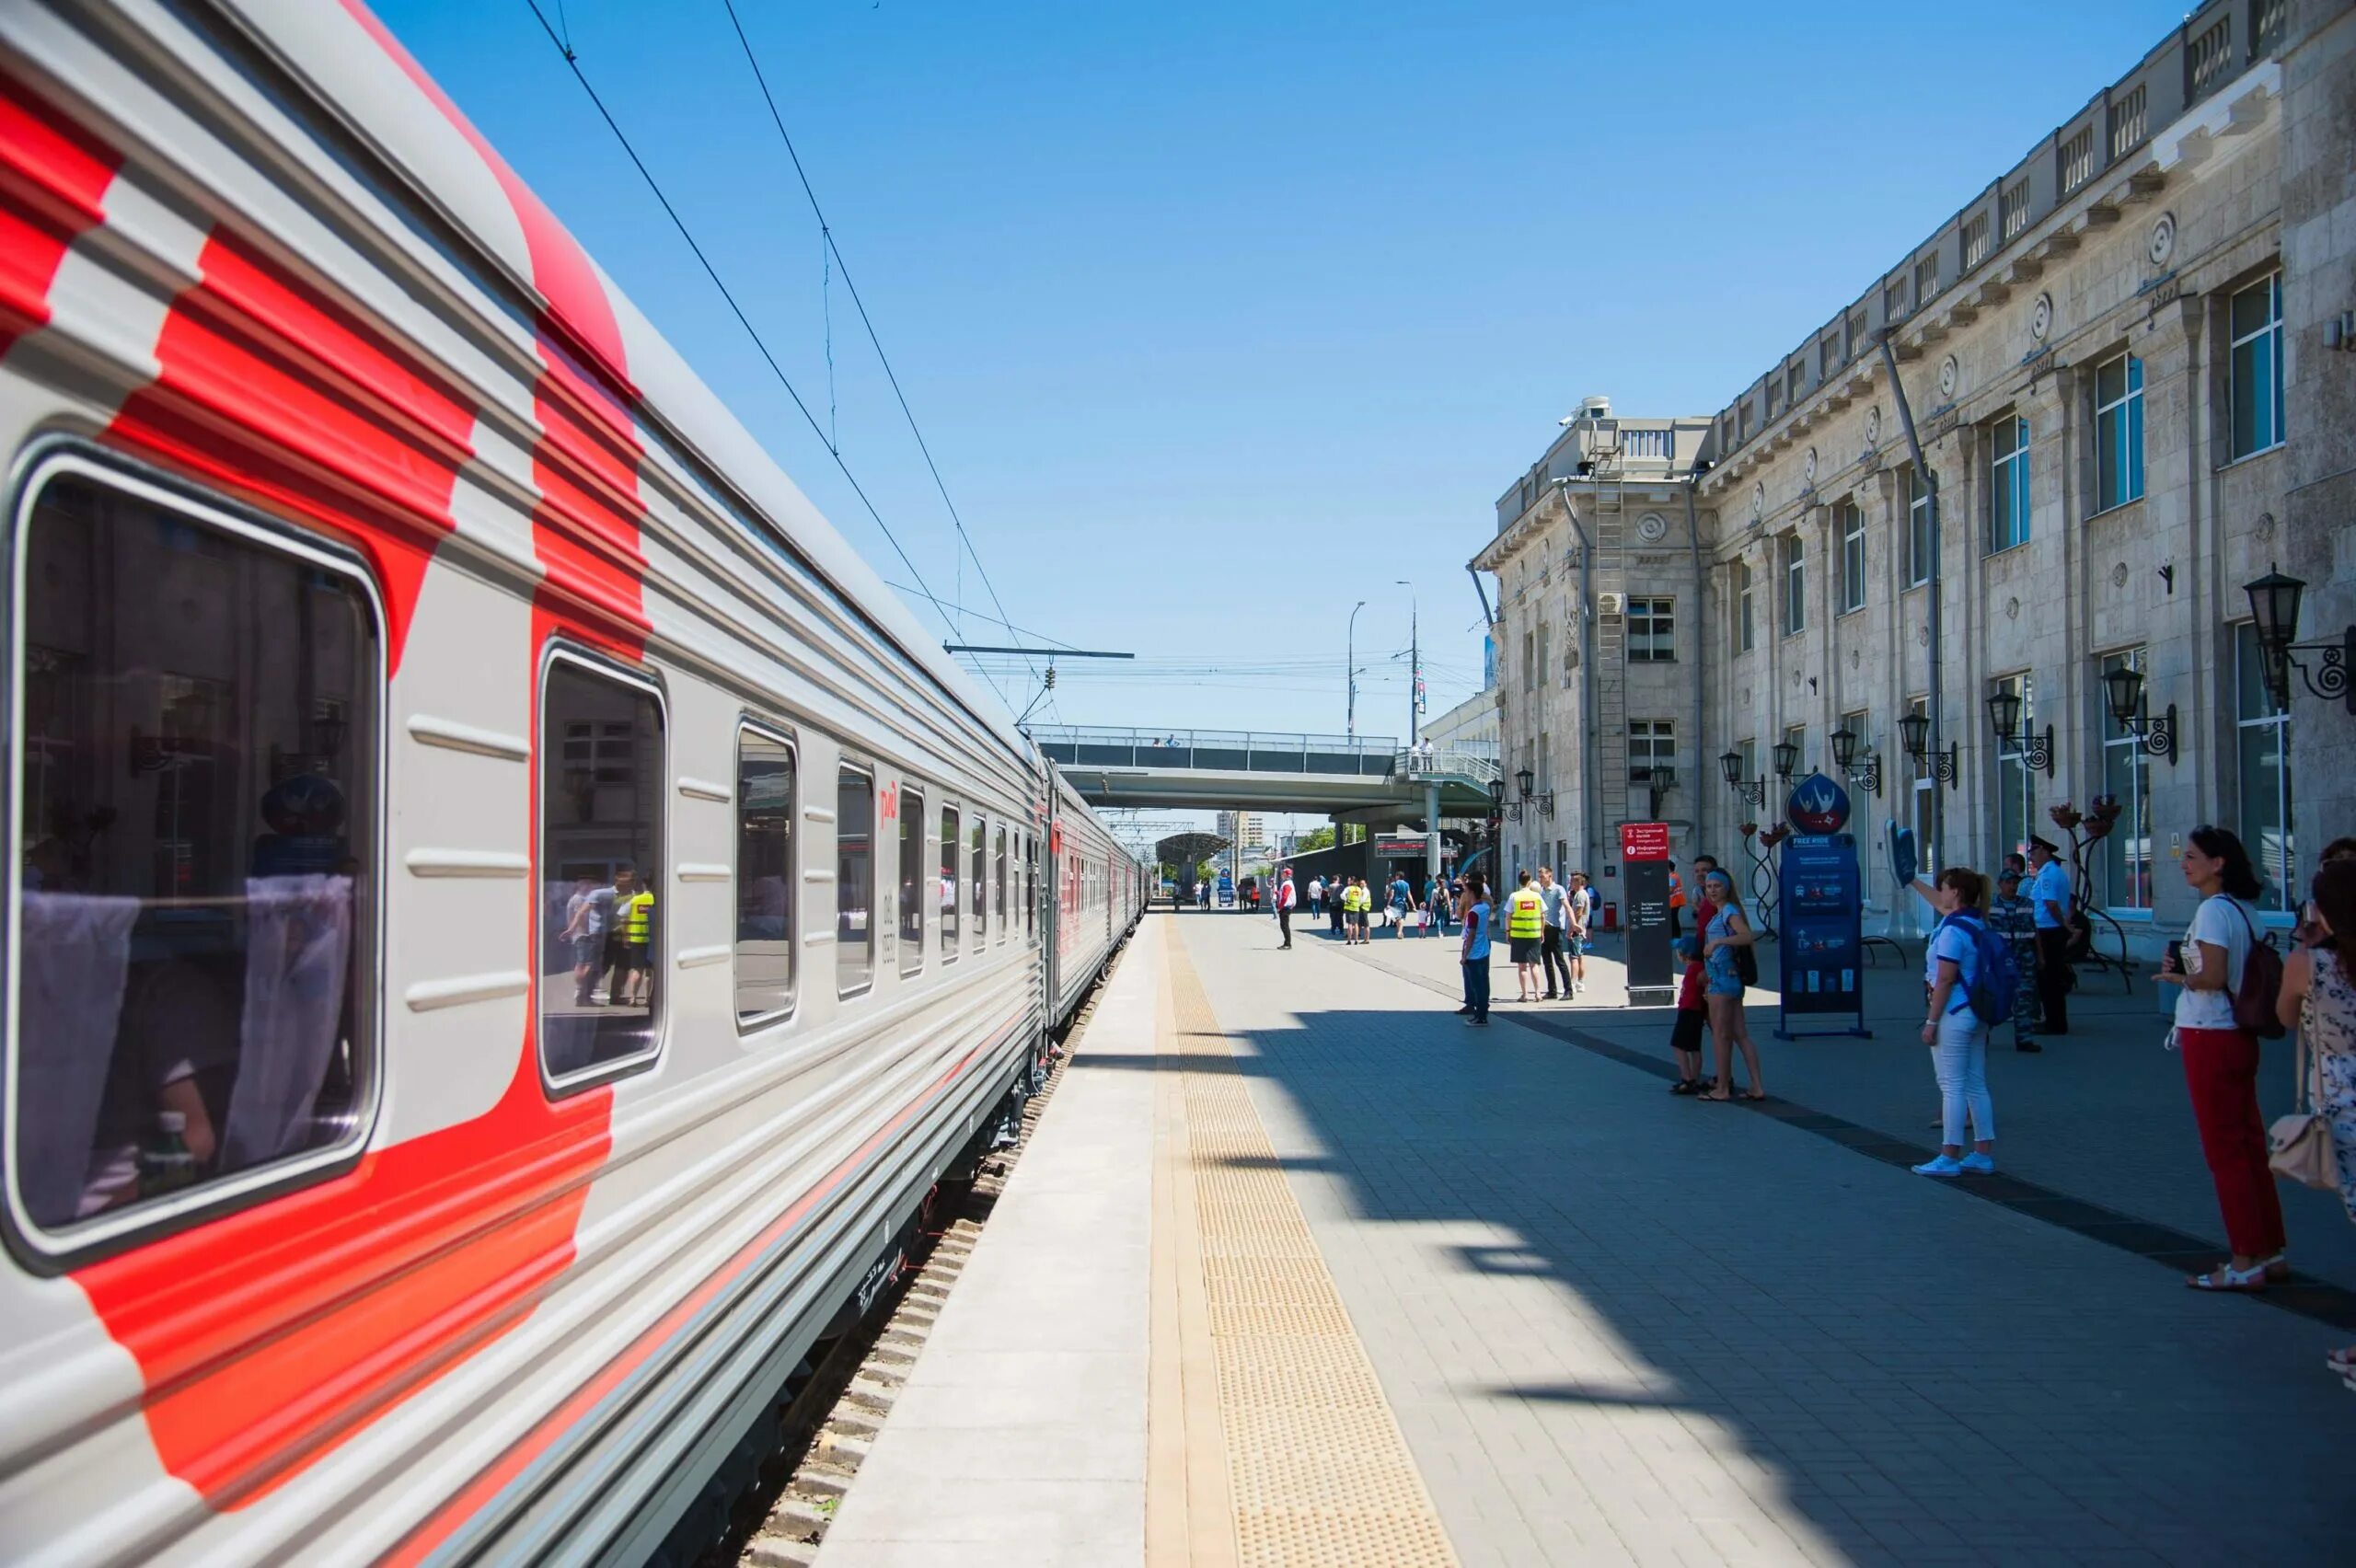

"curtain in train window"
[837,766,874,994]
[542,658,664,1081]
[10,469,382,1236]
[970,816,987,942]
[734,729,793,1020]
[939,805,959,958]
[898,787,925,975]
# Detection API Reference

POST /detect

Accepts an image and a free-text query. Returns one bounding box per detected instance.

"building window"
[2235,623,2295,911]
[735,728,795,1020]
[1522,629,1535,692]
[1907,467,1934,587]
[1840,708,1870,771]
[2097,651,2153,912]
[1838,501,1865,614]
[1914,253,1938,306]
[1999,177,2030,241]
[1536,622,1551,686]
[1783,532,1807,636]
[1962,212,1992,271]
[2095,353,2144,511]
[1786,363,1805,405]
[898,785,925,975]
[1627,597,1676,663]
[1782,724,1808,778]
[1819,335,1841,378]
[543,657,664,1083]
[939,805,961,958]
[1735,738,1758,789]
[2229,273,2284,459]
[1884,274,1908,320]
[1846,307,1867,358]
[2108,83,2147,158]
[1734,559,1755,651]
[2059,123,2095,193]
[11,467,381,1239]
[1991,673,2036,864]
[837,766,875,994]
[1906,696,1939,871]
[1629,720,1674,782]
[1987,415,2031,552]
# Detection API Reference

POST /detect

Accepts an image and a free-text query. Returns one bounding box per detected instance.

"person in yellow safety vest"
[617,867,655,1008]
[1344,875,1371,945]
[1507,869,1548,1002]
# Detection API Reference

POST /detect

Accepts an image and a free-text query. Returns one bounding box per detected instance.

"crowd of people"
[1256,827,2356,1388]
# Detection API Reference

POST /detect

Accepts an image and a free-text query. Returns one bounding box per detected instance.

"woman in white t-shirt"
[2155,825,2286,1292]
[1909,866,1996,1177]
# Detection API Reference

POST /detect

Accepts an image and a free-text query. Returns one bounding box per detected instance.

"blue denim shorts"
[1705,970,1745,998]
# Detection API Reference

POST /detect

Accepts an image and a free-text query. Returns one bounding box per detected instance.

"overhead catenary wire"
[718,0,1034,686]
[516,0,964,649]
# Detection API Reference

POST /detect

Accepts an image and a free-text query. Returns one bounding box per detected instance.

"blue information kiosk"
[1774,773,1872,1041]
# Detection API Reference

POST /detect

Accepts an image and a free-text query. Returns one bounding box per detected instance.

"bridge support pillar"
[1424,782,1441,884]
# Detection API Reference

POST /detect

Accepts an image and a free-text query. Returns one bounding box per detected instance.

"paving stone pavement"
[1171,910,2355,1567]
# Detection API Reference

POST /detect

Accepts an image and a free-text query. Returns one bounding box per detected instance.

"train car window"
[541,655,665,1085]
[939,805,959,960]
[8,467,381,1242]
[994,826,1008,940]
[897,786,925,976]
[733,728,793,1023]
[1024,833,1036,941]
[837,765,874,996]
[969,816,987,943]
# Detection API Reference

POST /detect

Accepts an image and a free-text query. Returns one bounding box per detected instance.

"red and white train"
[0,2,1144,1561]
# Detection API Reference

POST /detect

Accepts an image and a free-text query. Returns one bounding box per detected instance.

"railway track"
[662,945,1128,1568]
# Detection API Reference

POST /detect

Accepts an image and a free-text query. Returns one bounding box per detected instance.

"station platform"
[814,912,2355,1567]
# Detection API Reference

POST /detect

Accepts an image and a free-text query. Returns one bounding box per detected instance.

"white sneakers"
[1912,1151,1997,1178]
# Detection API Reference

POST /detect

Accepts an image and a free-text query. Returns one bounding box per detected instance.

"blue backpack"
[1938,913,2017,1026]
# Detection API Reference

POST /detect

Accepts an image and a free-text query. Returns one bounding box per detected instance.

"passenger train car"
[0,2,1143,1561]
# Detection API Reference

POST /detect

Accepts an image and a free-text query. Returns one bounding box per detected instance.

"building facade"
[1478,0,2355,954]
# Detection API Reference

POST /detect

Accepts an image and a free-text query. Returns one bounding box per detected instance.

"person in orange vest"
[1667,859,1685,940]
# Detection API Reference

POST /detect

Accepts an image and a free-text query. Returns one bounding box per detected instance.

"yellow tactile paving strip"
[1148,921,1458,1568]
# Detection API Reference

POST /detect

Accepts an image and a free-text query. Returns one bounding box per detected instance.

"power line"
[717,0,1034,685]
[516,0,962,647]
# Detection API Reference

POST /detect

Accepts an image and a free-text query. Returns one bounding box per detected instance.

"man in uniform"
[1506,869,1548,1002]
[1989,864,2041,1052]
[2027,836,2073,1036]
[1537,866,1571,999]
[1276,867,1297,949]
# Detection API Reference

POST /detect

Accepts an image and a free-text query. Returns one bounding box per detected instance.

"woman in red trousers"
[2158,825,2286,1292]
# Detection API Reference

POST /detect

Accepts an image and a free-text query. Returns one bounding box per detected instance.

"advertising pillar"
[1620,821,1673,1005]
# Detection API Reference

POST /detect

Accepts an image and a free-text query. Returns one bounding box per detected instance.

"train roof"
[212,0,1035,763]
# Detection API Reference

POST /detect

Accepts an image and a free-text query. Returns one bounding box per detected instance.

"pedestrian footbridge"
[1028,723,1499,819]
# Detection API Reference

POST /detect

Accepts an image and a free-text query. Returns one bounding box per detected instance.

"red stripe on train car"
[106,227,475,673]
[0,70,120,359]
[383,1038,998,1568]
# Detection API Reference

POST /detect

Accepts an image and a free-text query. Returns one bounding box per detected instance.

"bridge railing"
[1028,723,1401,778]
[1392,746,1502,785]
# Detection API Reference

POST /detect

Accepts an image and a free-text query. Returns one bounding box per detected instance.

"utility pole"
[1346,599,1367,740]
[1396,580,1420,744]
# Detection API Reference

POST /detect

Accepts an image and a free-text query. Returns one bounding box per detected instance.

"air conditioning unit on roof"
[1597,592,1625,616]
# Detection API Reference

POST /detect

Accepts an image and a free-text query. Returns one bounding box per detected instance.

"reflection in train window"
[837,765,874,995]
[734,728,793,1022]
[898,786,925,976]
[541,657,664,1083]
[939,805,959,960]
[994,825,1008,940]
[969,815,987,943]
[9,468,379,1238]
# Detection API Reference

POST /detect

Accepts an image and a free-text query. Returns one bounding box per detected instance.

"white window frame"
[1907,467,1934,588]
[5,449,389,1258]
[1987,415,2030,553]
[897,781,926,978]
[2234,623,2296,912]
[2094,352,2144,512]
[1734,559,1755,652]
[1838,501,1865,615]
[837,759,878,999]
[734,720,800,1027]
[2228,272,2285,461]
[1782,533,1807,637]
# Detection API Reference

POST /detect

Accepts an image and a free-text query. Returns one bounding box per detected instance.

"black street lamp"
[1828,724,1881,798]
[2098,663,2178,761]
[1771,738,1800,780]
[1898,709,1958,789]
[2244,564,2354,714]
[1718,747,1764,806]
[1515,766,1535,801]
[1982,689,2054,777]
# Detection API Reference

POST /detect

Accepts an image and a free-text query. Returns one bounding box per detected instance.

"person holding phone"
[2157,826,2283,1293]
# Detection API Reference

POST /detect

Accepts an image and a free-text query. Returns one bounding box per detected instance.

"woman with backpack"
[2158,825,2287,1293]
[2278,852,2356,1383]
[1911,866,1998,1178]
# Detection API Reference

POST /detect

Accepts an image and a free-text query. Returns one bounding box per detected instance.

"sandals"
[1669,1078,1702,1095]
[1697,1088,1734,1101]
[2186,1261,2271,1293]
[1740,1090,1768,1101]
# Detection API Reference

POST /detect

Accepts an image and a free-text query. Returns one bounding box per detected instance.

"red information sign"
[1619,822,1670,861]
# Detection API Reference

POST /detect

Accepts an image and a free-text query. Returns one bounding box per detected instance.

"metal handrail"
[1027,722,1398,755]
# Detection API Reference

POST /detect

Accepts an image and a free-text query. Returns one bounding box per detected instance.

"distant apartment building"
[1477,0,2354,951]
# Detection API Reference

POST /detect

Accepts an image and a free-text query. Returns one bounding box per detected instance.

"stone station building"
[1478,0,2356,956]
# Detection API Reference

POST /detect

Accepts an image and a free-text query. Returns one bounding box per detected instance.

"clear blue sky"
[379,0,2180,743]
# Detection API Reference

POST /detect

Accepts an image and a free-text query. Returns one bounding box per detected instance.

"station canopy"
[1155,832,1230,868]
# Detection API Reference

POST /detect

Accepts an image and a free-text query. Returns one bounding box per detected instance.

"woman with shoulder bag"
[2277,855,2356,1382]
[2157,825,2287,1292]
